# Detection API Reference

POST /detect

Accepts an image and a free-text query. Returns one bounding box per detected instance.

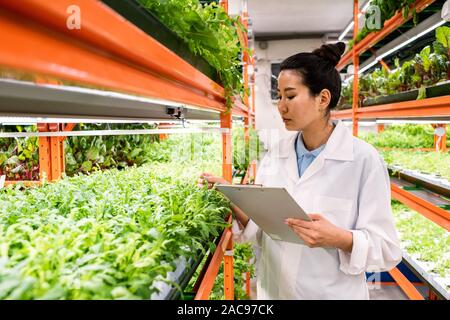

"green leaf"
[86,147,100,161]
[436,26,450,49]
[0,153,7,166]
[81,160,92,172]
[129,148,142,159]
[417,86,427,100]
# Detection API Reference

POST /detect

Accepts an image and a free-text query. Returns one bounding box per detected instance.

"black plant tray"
[150,228,224,300]
[101,0,220,83]
[363,81,450,107]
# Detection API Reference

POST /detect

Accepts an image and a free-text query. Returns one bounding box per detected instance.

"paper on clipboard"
[215,184,311,245]
[0,175,5,189]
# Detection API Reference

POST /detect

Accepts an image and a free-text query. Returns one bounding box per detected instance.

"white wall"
[253,38,324,148]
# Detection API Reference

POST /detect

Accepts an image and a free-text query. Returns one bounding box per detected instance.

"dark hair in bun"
[280,42,346,114]
[312,42,346,67]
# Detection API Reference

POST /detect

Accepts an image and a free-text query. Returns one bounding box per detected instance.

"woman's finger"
[290,227,315,246]
[308,213,324,221]
[200,172,217,180]
[291,225,317,240]
[208,176,225,184]
[285,218,314,229]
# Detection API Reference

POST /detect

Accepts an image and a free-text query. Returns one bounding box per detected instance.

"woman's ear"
[318,89,331,113]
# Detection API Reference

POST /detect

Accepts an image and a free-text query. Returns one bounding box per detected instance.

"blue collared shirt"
[295,133,326,177]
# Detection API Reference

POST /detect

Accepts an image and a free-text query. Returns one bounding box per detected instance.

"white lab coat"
[235,121,402,300]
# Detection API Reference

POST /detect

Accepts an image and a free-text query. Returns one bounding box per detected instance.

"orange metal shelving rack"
[0,0,256,300]
[332,0,449,300]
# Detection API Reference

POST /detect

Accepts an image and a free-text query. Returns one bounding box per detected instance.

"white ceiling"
[248,0,366,39]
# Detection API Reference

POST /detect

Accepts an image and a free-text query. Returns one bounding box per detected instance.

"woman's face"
[277,70,325,131]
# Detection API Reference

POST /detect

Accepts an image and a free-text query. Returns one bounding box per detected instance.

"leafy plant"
[0,161,231,299]
[436,26,450,79]
[64,123,160,176]
[349,0,418,50]
[361,124,450,181]
[186,242,255,300]
[436,26,450,50]
[137,0,246,106]
[360,124,437,149]
[382,150,450,181]
[0,128,263,299]
[0,126,39,180]
[233,126,263,176]
[391,200,449,282]
[340,27,450,109]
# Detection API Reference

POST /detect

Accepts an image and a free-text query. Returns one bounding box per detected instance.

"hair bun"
[312,42,346,67]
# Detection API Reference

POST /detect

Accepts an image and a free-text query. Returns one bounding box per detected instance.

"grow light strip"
[0,128,230,138]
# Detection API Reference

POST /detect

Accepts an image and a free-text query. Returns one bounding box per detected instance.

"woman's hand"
[197,172,230,189]
[198,173,250,227]
[285,214,353,253]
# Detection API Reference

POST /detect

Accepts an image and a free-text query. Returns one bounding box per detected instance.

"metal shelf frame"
[0,0,257,300]
[390,177,450,231]
[332,0,450,139]
[337,0,436,71]
[332,0,449,300]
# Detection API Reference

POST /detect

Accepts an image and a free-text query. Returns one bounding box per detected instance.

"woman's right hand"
[197,172,230,189]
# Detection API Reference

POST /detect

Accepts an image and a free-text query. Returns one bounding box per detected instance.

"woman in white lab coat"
[199,42,402,300]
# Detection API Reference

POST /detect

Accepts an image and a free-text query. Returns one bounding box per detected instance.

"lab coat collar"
[295,133,326,158]
[275,121,354,162]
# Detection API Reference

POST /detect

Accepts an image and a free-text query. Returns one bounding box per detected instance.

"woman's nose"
[278,99,288,114]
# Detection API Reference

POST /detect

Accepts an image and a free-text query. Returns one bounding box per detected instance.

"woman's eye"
[287,96,295,100]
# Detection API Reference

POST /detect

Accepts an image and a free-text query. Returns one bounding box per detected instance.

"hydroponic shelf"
[402,252,450,300]
[389,165,450,198]
[0,79,221,121]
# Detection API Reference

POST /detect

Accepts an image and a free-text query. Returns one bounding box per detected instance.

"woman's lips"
[283,118,291,123]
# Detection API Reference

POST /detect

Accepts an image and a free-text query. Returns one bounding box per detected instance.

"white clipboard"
[0,175,5,189]
[215,184,311,245]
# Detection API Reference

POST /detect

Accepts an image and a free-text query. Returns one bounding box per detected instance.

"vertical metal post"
[221,108,233,181]
[224,235,234,300]
[36,78,62,182]
[60,135,65,176]
[59,124,66,176]
[245,264,251,297]
[219,0,229,13]
[220,0,234,301]
[48,123,62,181]
[352,0,359,137]
[221,0,233,184]
[241,0,251,186]
[428,289,438,300]
[433,124,446,152]
[241,0,250,112]
[157,122,171,141]
[377,124,385,133]
[37,123,51,182]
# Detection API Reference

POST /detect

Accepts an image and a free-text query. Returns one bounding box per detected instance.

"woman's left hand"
[285,214,353,253]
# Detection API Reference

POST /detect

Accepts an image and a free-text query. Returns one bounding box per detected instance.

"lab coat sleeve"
[338,154,402,275]
[232,153,269,247]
